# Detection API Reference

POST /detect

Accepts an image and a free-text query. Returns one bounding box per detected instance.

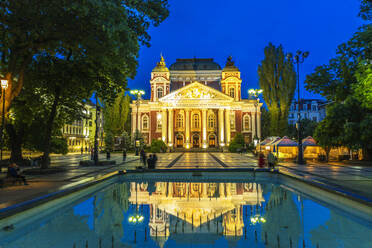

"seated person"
[8,163,28,185]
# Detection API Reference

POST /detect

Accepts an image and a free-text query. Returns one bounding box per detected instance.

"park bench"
[0,171,23,188]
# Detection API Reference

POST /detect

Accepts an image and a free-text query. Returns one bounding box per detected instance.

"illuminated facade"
[131,56,262,148]
[62,103,104,152]
[129,181,264,241]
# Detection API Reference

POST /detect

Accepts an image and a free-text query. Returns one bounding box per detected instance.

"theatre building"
[131,56,262,149]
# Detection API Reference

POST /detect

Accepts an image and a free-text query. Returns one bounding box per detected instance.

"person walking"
[140,149,147,167]
[123,149,127,162]
[267,151,276,170]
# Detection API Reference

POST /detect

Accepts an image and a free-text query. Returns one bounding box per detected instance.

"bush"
[228,142,244,152]
[228,133,245,153]
[150,139,167,153]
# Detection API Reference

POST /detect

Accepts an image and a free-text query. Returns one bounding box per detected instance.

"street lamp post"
[248,89,263,146]
[286,50,309,165]
[0,79,8,161]
[130,90,145,156]
[93,93,100,165]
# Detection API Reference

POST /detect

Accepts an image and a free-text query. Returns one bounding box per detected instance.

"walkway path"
[278,161,372,204]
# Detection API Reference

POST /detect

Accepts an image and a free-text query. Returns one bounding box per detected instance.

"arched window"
[176,113,184,128]
[192,114,200,128]
[208,113,216,129]
[243,115,251,131]
[157,87,163,98]
[142,115,149,130]
[229,87,235,98]
[157,118,162,130]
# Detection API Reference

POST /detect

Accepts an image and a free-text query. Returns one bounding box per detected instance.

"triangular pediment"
[159,81,233,102]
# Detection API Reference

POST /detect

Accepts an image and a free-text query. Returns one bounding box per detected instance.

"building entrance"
[209,135,216,147]
[176,135,183,148]
[192,134,200,148]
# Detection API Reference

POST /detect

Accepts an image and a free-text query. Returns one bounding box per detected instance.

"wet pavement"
[1,152,372,212]
[278,161,372,204]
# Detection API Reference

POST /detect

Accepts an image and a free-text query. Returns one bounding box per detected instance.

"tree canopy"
[0,0,169,116]
[258,43,296,136]
[305,1,372,160]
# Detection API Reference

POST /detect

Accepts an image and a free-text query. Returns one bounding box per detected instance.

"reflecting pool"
[1,177,372,248]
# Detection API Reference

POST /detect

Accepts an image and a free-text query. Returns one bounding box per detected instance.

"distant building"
[288,99,327,125]
[61,102,104,152]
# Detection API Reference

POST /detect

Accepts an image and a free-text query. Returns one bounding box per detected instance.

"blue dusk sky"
[127,0,365,100]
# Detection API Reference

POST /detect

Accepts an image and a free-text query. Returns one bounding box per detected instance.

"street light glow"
[1,79,8,90]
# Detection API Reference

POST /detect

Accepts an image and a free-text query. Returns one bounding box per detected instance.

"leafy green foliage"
[228,133,245,152]
[103,92,131,137]
[150,139,167,153]
[120,131,131,150]
[287,119,318,140]
[104,132,114,152]
[260,107,271,138]
[353,63,372,109]
[305,2,372,160]
[0,0,169,115]
[258,43,296,136]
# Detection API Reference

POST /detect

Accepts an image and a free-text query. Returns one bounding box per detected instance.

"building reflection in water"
[129,182,264,242]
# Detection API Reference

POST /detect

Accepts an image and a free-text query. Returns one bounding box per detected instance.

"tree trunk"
[362,147,372,161]
[41,89,60,169]
[325,147,331,162]
[5,124,24,163]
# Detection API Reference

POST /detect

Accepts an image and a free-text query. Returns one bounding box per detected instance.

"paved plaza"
[1,152,372,213]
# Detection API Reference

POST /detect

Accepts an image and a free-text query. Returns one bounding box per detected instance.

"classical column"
[137,112,141,132]
[168,109,173,146]
[257,112,261,139]
[185,109,190,148]
[132,111,136,135]
[202,109,207,148]
[252,113,256,141]
[218,108,225,146]
[162,109,167,142]
[225,109,231,145]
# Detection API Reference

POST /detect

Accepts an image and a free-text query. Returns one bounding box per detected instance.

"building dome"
[222,56,239,72]
[169,58,221,70]
[152,55,169,72]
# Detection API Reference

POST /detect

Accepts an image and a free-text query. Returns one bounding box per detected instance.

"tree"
[24,55,91,168]
[104,132,114,152]
[228,133,245,152]
[353,62,372,109]
[287,119,318,140]
[305,1,372,160]
[150,139,167,153]
[103,92,131,137]
[258,43,296,136]
[120,131,131,151]
[260,107,271,138]
[0,0,169,117]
